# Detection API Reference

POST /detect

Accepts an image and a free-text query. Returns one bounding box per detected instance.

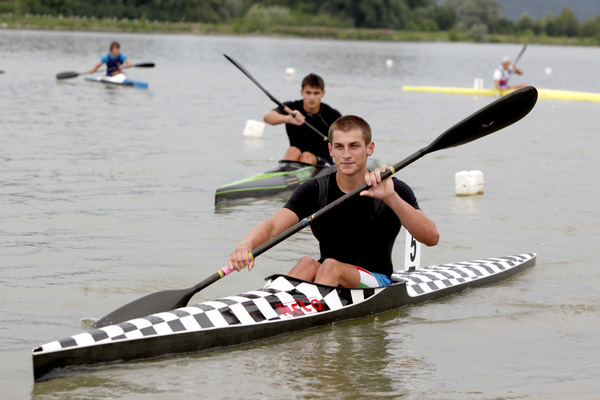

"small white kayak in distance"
[85,73,148,89]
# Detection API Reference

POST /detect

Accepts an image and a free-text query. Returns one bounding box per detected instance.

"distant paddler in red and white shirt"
[493,56,526,90]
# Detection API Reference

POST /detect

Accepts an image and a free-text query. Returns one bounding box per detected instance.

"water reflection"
[451,194,484,215]
[31,370,161,400]
[283,320,399,398]
[214,192,292,214]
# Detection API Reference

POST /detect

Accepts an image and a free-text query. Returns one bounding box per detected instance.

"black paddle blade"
[56,71,79,80]
[425,86,538,154]
[92,287,195,328]
[92,269,227,328]
[134,62,155,68]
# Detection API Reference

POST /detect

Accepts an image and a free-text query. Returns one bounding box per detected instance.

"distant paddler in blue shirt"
[493,56,526,90]
[89,42,132,76]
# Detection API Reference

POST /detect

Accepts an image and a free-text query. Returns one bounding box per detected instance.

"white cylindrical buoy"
[385,59,393,68]
[545,67,552,76]
[473,78,484,90]
[455,170,484,196]
[285,67,295,77]
[243,119,265,138]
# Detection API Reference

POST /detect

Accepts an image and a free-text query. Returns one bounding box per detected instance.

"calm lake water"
[1,29,599,399]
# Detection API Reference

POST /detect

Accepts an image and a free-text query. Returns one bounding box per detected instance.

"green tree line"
[2,0,600,40]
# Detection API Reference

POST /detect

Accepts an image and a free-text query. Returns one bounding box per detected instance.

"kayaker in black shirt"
[264,73,341,165]
[228,115,439,288]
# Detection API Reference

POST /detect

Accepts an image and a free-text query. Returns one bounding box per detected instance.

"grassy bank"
[0,13,231,34]
[2,13,599,46]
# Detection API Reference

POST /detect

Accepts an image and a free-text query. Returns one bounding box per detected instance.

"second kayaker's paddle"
[224,54,329,142]
[514,44,527,65]
[92,86,538,328]
[500,44,527,93]
[55,62,155,80]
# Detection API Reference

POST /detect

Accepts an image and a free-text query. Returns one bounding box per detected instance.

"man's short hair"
[110,41,120,51]
[329,115,372,144]
[301,73,325,90]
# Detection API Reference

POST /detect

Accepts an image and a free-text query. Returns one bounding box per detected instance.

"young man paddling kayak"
[228,115,439,288]
[89,41,132,77]
[264,73,341,166]
[493,56,526,90]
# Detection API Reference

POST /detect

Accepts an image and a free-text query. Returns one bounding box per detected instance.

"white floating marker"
[473,78,484,90]
[545,67,552,76]
[242,119,265,138]
[455,170,484,196]
[285,67,295,77]
[385,59,393,68]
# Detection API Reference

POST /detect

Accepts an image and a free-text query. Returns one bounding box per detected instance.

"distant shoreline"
[2,13,598,46]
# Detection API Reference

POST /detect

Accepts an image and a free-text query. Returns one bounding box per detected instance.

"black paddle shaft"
[224,54,328,141]
[251,86,538,259]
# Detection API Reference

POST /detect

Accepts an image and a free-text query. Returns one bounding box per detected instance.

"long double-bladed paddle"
[224,54,329,141]
[56,62,155,80]
[92,86,538,329]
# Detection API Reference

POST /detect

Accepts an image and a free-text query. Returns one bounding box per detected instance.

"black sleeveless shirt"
[275,100,341,163]
[284,172,420,277]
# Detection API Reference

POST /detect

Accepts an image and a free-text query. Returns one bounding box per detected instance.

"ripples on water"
[1,30,599,399]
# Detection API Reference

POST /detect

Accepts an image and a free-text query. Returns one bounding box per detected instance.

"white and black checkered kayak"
[32,253,535,381]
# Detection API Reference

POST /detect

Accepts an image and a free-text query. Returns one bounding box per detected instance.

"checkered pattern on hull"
[391,253,535,297]
[34,276,384,355]
[33,253,535,356]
